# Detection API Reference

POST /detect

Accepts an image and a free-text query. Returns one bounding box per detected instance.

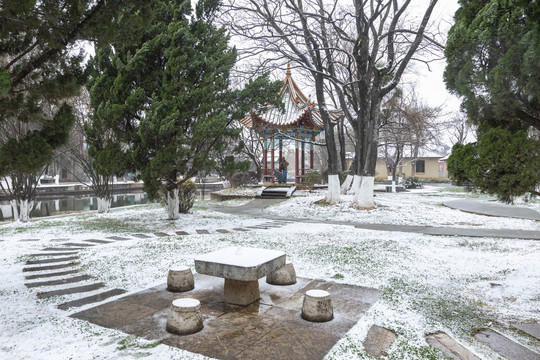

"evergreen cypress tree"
[87,0,281,219]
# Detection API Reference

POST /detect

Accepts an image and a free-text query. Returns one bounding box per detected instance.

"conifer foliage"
[445,0,540,202]
[87,0,281,218]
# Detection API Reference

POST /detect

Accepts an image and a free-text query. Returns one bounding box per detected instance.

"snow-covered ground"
[0,187,539,359]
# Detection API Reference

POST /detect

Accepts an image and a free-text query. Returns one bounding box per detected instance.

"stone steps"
[474,328,540,360]
[426,332,480,360]
[57,289,127,310]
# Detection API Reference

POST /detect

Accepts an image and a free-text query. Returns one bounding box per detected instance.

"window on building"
[415,160,425,173]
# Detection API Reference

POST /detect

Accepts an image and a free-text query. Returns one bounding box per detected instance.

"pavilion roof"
[239,64,341,133]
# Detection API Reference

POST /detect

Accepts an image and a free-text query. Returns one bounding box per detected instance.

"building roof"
[239,64,341,133]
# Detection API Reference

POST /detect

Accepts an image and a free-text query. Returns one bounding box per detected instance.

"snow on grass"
[0,193,539,359]
[265,186,540,230]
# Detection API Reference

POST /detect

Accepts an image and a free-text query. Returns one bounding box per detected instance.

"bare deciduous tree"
[222,0,442,207]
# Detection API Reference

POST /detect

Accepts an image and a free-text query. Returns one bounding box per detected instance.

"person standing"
[279,156,289,183]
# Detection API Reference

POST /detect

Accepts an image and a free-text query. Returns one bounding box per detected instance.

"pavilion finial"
[286,62,291,75]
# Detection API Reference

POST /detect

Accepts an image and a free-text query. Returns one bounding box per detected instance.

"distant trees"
[445,0,540,202]
[378,87,442,182]
[0,0,151,221]
[87,0,281,219]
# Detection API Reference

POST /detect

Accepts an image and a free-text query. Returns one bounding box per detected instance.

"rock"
[363,325,397,358]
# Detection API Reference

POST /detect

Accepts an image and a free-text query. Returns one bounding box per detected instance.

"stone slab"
[84,239,114,244]
[513,323,540,341]
[43,247,86,251]
[426,332,480,360]
[61,242,95,247]
[106,236,131,241]
[37,282,105,299]
[25,269,79,280]
[26,256,79,265]
[233,228,250,232]
[29,252,79,257]
[154,232,170,237]
[194,247,286,281]
[132,234,152,239]
[215,229,230,234]
[19,238,40,242]
[26,275,92,288]
[363,325,397,358]
[23,262,80,272]
[50,238,70,242]
[71,274,383,360]
[474,329,540,360]
[175,231,190,236]
[58,288,127,310]
[196,230,210,234]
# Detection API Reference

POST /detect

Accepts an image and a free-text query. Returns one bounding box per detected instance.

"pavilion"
[239,64,342,183]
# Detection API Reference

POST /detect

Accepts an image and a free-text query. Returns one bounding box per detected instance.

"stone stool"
[301,289,333,322]
[166,298,203,335]
[266,263,297,285]
[167,266,194,292]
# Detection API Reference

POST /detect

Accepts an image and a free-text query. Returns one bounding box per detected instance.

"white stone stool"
[167,266,194,292]
[266,263,297,285]
[301,289,333,322]
[166,298,203,335]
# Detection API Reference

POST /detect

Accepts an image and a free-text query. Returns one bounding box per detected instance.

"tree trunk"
[167,188,180,220]
[353,176,375,209]
[19,199,34,222]
[341,174,353,194]
[10,200,19,222]
[349,175,362,195]
[97,197,112,213]
[325,174,340,204]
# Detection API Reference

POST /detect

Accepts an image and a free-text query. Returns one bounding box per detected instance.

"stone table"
[194,247,286,305]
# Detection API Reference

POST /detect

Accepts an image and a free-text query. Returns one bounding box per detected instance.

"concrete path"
[205,199,540,241]
[444,199,540,221]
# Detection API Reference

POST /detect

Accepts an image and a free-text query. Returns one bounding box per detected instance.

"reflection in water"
[0,193,150,221]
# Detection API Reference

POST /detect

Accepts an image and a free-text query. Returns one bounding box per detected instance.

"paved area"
[71,274,383,360]
[444,199,540,221]
[206,199,540,240]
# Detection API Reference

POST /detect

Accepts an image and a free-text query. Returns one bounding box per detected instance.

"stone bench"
[166,298,203,335]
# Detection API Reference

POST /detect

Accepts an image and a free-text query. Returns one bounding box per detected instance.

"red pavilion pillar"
[263,135,268,183]
[301,139,305,176]
[270,135,275,183]
[278,138,283,163]
[295,132,300,183]
[310,132,315,169]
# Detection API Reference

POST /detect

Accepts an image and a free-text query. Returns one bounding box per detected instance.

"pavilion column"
[278,139,283,162]
[295,132,300,183]
[263,135,268,183]
[270,135,275,184]
[310,132,315,170]
[301,138,305,176]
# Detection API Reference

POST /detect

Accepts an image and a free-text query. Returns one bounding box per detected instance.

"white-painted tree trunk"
[97,197,112,213]
[353,176,375,209]
[19,199,33,222]
[10,200,19,222]
[349,175,362,195]
[325,174,340,205]
[391,181,396,193]
[167,188,180,220]
[340,174,353,194]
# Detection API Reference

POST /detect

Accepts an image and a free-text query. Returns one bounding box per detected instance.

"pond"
[0,193,151,221]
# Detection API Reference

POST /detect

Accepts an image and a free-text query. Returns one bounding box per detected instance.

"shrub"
[303,169,322,185]
[404,176,423,189]
[230,171,259,188]
[178,179,197,213]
